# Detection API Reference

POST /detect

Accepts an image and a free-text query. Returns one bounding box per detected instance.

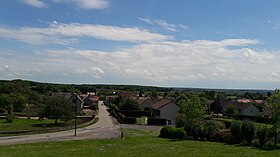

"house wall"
[84,97,93,107]
[140,99,154,111]
[159,102,180,125]
[242,105,259,116]
[70,96,83,114]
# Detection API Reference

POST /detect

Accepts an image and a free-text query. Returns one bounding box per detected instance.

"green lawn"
[0,118,62,132]
[0,129,279,157]
[0,117,98,136]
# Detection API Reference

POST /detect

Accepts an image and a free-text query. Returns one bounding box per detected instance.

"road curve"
[0,101,120,146]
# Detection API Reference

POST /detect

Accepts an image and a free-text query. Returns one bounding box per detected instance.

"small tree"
[266,90,280,147]
[176,94,207,137]
[39,96,74,125]
[256,126,271,147]
[241,121,255,145]
[119,98,139,110]
[210,101,223,116]
[230,120,242,143]
[225,106,235,117]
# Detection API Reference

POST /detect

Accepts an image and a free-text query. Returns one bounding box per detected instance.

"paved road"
[0,101,120,146]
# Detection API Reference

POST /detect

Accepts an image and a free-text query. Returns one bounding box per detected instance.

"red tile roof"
[152,98,173,110]
[122,91,138,98]
[136,97,150,105]
[93,96,99,102]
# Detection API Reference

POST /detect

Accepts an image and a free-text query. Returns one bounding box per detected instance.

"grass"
[0,117,99,136]
[0,118,62,132]
[0,129,279,157]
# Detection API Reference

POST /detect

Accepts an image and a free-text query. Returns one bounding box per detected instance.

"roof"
[254,100,264,104]
[122,91,138,98]
[221,100,254,110]
[237,99,253,103]
[151,98,173,110]
[92,96,99,102]
[136,97,150,105]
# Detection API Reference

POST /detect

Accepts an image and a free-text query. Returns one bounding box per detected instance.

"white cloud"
[1,38,280,87]
[20,0,47,8]
[139,18,188,32]
[0,23,171,45]
[51,0,109,9]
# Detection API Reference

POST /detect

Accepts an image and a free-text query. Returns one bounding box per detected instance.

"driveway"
[0,101,120,146]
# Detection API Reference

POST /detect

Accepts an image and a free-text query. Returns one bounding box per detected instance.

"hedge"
[112,110,136,124]
[159,126,186,139]
[235,115,272,124]
[119,110,151,117]
[147,117,167,125]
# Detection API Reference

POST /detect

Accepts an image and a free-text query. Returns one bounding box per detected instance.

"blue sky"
[0,0,280,89]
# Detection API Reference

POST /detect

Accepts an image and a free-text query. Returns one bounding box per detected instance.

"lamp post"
[74,93,78,136]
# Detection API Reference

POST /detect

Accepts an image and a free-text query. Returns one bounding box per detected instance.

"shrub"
[256,126,271,147]
[204,121,224,141]
[230,120,242,143]
[187,123,204,140]
[159,126,186,139]
[6,114,14,123]
[241,121,255,145]
[212,130,232,143]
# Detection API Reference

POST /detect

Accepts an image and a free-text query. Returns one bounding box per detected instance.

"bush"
[204,121,224,141]
[6,114,14,123]
[159,126,186,139]
[147,118,167,125]
[212,130,232,143]
[256,126,271,147]
[241,121,255,145]
[230,120,242,143]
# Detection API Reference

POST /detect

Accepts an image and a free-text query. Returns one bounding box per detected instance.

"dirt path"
[0,101,120,146]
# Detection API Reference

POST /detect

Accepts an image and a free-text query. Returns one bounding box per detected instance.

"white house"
[151,98,180,125]
[136,97,154,111]
[222,101,259,116]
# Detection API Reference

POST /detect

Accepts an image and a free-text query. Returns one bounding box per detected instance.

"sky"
[0,0,280,89]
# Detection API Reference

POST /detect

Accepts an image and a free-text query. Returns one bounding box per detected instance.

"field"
[0,129,279,157]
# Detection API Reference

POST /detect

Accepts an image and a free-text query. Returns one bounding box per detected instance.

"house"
[70,94,84,114]
[136,97,154,111]
[221,100,259,116]
[83,96,94,108]
[121,91,138,100]
[105,95,118,105]
[92,96,99,103]
[51,92,83,114]
[151,98,180,125]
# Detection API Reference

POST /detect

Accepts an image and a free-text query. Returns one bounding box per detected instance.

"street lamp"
[74,93,78,136]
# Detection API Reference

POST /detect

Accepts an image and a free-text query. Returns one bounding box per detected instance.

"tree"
[119,98,139,110]
[0,94,13,114]
[39,96,74,125]
[210,101,223,116]
[176,95,207,135]
[225,106,235,117]
[266,90,280,147]
[10,93,27,112]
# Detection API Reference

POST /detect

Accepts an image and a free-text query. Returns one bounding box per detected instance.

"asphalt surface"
[0,101,120,146]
